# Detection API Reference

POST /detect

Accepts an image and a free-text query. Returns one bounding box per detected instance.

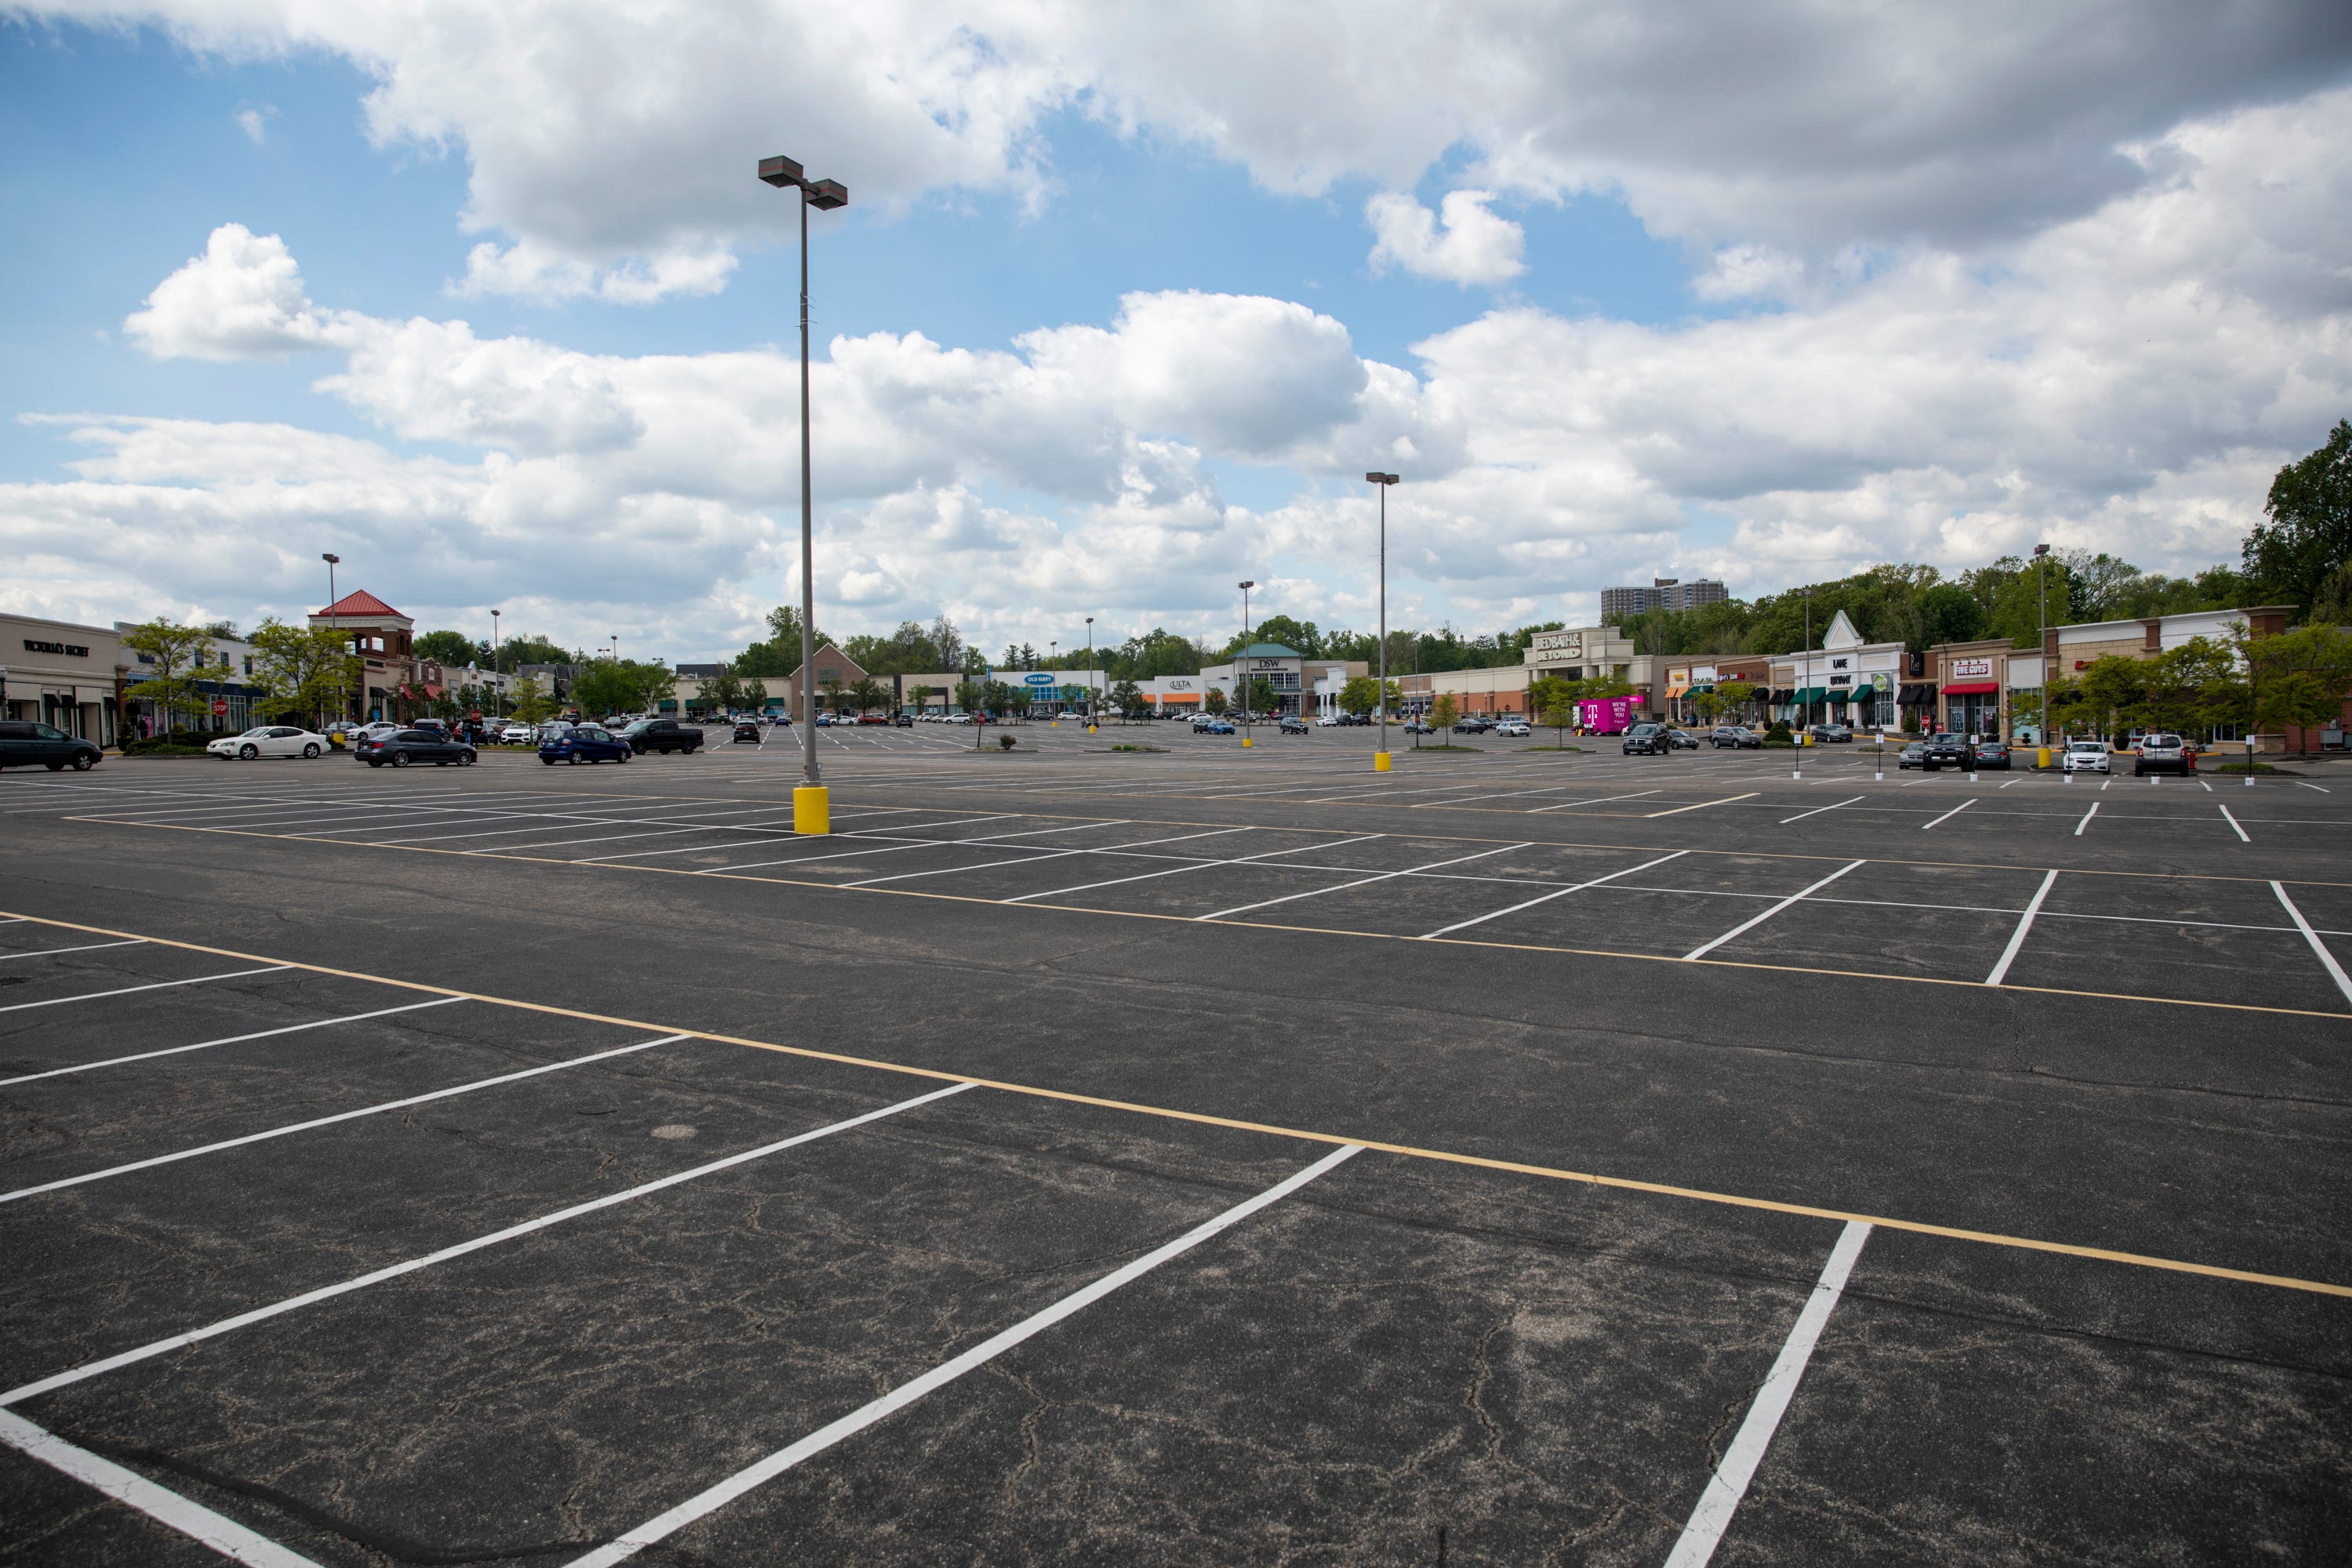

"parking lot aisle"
[1192,841,1530,923]
[0,996,464,1088]
[570,1144,1364,1567]
[1693,861,2045,985]
[1000,833,1385,909]
[1420,848,1692,938]
[687,815,1033,873]
[840,825,1249,890]
[1684,861,1865,960]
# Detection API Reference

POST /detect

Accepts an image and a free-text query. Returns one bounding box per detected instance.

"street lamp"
[2033,543,2050,758]
[1085,616,1095,730]
[1238,580,1255,747]
[760,151,850,834]
[1049,640,1058,721]
[490,608,502,719]
[321,553,343,728]
[1797,585,1815,779]
[1365,474,1399,771]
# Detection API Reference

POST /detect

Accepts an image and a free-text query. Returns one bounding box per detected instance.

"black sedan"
[732,721,762,744]
[1920,732,1973,768]
[354,728,477,768]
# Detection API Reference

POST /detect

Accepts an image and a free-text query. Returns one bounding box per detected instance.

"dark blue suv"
[539,724,633,765]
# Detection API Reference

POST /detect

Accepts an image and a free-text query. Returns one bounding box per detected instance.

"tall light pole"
[1366,474,1399,771]
[760,152,849,833]
[1049,639,1058,721]
[321,552,342,728]
[490,608,502,719]
[1085,615,1095,730]
[1239,580,1255,747]
[2033,542,2050,756]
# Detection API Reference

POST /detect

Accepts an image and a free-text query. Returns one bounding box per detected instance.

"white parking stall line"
[1661,1221,1871,1568]
[0,996,468,1087]
[2271,883,2352,1009]
[0,965,292,1015]
[0,1408,322,1568]
[1682,862,1865,961]
[1406,782,1597,808]
[2219,803,2251,843]
[1411,851,1693,940]
[382,804,809,848]
[1196,844,1529,922]
[843,826,1247,889]
[2198,779,2213,792]
[1779,795,1864,826]
[1004,835,1384,905]
[1920,798,1976,830]
[565,1143,1364,1568]
[572,818,812,862]
[0,1083,978,1410]
[0,1032,695,1207]
[1646,793,1759,818]
[2296,781,2330,793]
[0,938,147,962]
[696,818,1090,874]
[1984,869,2060,987]
[2074,800,2100,836]
[1527,789,1665,814]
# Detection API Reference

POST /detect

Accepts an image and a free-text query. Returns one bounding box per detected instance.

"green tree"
[1109,679,1143,718]
[1428,692,1459,736]
[2245,419,2352,611]
[953,678,982,715]
[416,630,484,666]
[847,676,886,716]
[120,619,215,735]
[1715,679,1758,724]
[739,677,768,714]
[509,673,552,724]
[1539,695,1574,746]
[1230,615,1319,658]
[1338,675,1381,717]
[2239,621,2352,741]
[699,666,744,715]
[494,633,574,671]
[1244,676,1279,719]
[818,674,847,713]
[1203,686,1229,716]
[248,619,360,729]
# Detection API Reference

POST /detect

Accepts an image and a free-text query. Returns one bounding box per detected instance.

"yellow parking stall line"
[2,906,2347,1301]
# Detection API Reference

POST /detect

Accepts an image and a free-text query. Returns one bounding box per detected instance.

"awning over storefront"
[1790,687,1828,703]
[1940,681,1999,695]
[1769,688,1794,703]
[1664,682,1690,699]
[1896,683,1936,704]
[1824,688,1852,703]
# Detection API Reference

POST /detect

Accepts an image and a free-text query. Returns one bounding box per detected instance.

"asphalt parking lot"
[3,730,2348,1566]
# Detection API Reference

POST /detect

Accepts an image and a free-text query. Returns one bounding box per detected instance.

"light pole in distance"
[321,552,342,728]
[759,152,849,833]
[1365,474,1399,771]
[1085,616,1095,731]
[2033,542,2050,763]
[1238,580,1255,747]
[491,608,502,720]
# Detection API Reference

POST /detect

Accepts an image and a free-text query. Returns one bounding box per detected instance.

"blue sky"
[2,5,2347,659]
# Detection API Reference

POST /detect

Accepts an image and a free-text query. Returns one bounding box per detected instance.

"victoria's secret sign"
[22,639,90,658]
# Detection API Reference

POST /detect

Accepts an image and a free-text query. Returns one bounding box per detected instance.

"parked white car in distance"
[207,725,328,760]
[2061,739,2111,774]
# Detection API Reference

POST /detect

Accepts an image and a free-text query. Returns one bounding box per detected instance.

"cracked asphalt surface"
[2,730,2348,1565]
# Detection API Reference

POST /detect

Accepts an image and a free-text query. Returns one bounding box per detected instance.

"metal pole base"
[1374,751,1392,772]
[793,784,830,835]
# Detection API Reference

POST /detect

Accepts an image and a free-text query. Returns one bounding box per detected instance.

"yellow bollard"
[2038,746,2051,769]
[793,784,830,835]
[1374,751,1392,772]
[1241,736,1253,746]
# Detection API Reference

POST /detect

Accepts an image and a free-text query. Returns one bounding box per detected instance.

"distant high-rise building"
[1600,576,1727,622]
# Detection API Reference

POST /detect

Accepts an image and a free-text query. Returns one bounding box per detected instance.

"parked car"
[1667,728,1701,750]
[498,722,535,745]
[1896,741,1929,771]
[354,728,477,768]
[0,720,102,771]
[1453,717,1494,734]
[732,721,762,744]
[1403,719,1435,735]
[538,725,633,765]
[1622,722,1674,755]
[1921,731,1972,768]
[619,717,703,756]
[2062,739,2111,775]
[205,725,326,761]
[2133,733,2192,775]
[1494,720,1531,737]
[1971,740,2012,771]
[894,713,913,727]
[1192,717,1236,735]
[1278,715,1310,735]
[1709,725,1762,750]
[1806,723,1853,743]
[1315,714,1341,727]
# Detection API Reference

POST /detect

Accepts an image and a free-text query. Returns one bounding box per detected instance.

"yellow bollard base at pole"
[1374,750,1392,772]
[793,785,830,836]
[1241,736,1253,746]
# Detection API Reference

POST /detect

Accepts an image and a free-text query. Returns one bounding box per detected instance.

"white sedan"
[208,725,328,760]
[2060,739,2111,774]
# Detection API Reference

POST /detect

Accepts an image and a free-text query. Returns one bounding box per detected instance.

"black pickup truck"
[619,717,704,755]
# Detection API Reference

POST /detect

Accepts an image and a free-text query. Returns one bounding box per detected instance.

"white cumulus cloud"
[123,223,358,361]
[1365,190,1526,287]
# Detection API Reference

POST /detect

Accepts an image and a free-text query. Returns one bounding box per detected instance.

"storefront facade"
[1768,610,1903,730]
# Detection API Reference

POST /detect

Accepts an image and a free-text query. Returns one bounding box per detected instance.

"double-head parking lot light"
[759,153,850,833]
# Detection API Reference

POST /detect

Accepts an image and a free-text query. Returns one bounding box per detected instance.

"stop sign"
[212,699,228,716]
